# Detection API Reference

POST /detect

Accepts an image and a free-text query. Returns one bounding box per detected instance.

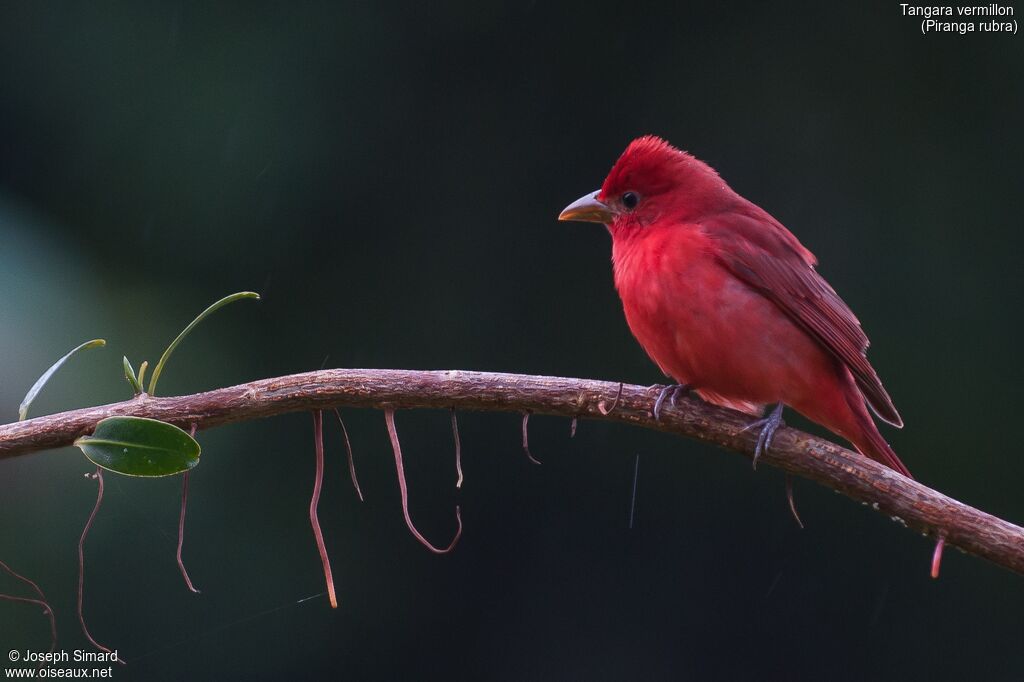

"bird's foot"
[652,383,692,421]
[741,402,785,469]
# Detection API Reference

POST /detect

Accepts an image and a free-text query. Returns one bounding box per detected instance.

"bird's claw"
[741,402,785,469]
[652,383,691,421]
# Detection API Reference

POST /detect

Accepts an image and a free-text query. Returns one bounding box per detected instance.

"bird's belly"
[620,258,833,408]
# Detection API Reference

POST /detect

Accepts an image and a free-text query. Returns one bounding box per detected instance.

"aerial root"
[450,408,464,489]
[176,423,201,594]
[384,408,462,554]
[597,382,624,416]
[333,409,364,502]
[931,535,946,579]
[521,412,542,465]
[78,468,123,663]
[176,471,200,594]
[0,559,56,660]
[785,474,804,529]
[629,454,640,529]
[309,411,338,608]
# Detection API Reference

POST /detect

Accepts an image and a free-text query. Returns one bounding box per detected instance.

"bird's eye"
[621,191,640,210]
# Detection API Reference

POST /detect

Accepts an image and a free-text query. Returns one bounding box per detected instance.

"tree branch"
[2,368,1021,575]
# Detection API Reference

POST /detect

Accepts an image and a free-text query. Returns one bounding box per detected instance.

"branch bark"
[1,368,1021,575]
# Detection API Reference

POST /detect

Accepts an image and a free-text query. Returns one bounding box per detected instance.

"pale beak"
[558,190,614,224]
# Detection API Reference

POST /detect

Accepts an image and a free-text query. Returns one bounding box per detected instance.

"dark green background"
[1,2,1022,680]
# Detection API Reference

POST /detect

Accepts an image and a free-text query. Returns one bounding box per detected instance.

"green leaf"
[19,339,106,421]
[74,416,200,477]
[148,291,260,396]
[136,360,149,390]
[123,356,142,395]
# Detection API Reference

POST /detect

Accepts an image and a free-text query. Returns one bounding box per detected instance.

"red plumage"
[561,135,910,477]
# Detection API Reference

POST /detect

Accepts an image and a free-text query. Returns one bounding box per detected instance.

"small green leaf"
[123,356,142,395]
[136,360,149,390]
[148,291,260,396]
[74,416,200,477]
[19,339,106,421]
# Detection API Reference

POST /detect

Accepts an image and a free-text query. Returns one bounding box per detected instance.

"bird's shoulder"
[700,202,817,268]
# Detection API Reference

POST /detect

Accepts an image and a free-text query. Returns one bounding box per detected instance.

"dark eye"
[621,191,640,210]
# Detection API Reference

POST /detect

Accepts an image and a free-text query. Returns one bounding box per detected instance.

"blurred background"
[1,2,1021,680]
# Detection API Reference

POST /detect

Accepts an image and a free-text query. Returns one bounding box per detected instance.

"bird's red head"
[559,135,727,230]
[599,135,691,205]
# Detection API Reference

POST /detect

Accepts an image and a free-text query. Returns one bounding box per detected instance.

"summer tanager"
[559,135,910,477]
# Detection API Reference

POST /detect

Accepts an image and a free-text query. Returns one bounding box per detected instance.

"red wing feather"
[705,208,903,428]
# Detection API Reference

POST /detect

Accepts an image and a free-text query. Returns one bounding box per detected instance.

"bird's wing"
[704,208,903,428]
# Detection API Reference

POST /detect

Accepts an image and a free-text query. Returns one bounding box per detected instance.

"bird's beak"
[558,190,614,224]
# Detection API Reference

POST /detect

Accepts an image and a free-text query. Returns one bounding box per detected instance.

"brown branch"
[0,368,1021,576]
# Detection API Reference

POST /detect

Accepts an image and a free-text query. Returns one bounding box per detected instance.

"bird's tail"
[846,392,913,479]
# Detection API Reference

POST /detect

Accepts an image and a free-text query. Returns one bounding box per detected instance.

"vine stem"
[0,368,1022,577]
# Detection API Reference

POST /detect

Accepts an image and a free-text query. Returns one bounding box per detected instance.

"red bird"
[559,136,910,477]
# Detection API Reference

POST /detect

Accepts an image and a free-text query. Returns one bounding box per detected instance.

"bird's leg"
[741,402,785,469]
[652,383,692,421]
